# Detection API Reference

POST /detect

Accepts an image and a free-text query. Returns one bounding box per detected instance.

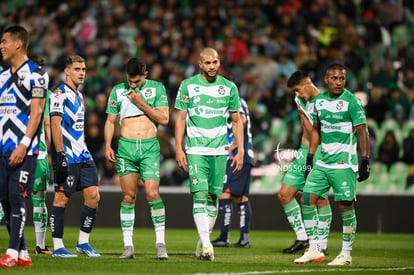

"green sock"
[302,204,319,251]
[148,198,166,244]
[317,205,332,250]
[0,203,4,222]
[341,209,356,255]
[32,193,47,247]
[120,202,135,246]
[282,199,307,241]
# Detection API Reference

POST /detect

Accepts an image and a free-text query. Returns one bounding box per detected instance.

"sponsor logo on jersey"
[54,88,63,97]
[110,99,117,107]
[193,96,200,104]
[18,76,25,87]
[323,124,341,130]
[332,114,343,119]
[32,87,45,98]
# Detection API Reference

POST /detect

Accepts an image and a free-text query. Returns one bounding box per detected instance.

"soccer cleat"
[119,246,135,259]
[17,256,32,267]
[294,248,325,264]
[35,246,52,255]
[156,243,168,260]
[0,254,17,268]
[200,243,214,261]
[232,241,251,248]
[76,243,101,257]
[52,247,78,258]
[328,253,352,266]
[211,238,230,248]
[321,248,329,256]
[195,239,202,258]
[283,240,309,254]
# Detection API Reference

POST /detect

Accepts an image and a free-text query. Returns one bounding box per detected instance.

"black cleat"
[321,248,329,256]
[211,238,230,247]
[35,246,52,255]
[282,240,309,254]
[232,241,251,248]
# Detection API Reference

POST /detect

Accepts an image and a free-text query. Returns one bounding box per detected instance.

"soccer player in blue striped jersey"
[49,55,100,258]
[0,25,49,268]
[212,97,254,248]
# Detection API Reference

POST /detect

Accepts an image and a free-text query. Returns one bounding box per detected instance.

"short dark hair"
[126,57,146,76]
[287,70,309,88]
[66,55,85,67]
[326,63,346,75]
[3,25,29,50]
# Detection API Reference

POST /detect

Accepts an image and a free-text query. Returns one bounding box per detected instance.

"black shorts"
[0,155,37,199]
[54,160,99,193]
[223,160,252,197]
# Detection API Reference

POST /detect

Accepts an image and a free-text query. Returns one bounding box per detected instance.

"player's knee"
[145,189,160,202]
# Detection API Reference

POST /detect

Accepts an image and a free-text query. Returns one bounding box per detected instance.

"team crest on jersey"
[145,89,152,97]
[191,176,198,185]
[218,86,225,95]
[336,101,344,110]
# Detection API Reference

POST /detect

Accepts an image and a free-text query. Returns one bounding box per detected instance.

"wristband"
[21,135,31,147]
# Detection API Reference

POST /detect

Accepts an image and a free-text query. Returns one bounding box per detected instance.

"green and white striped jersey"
[312,89,367,171]
[174,74,240,155]
[38,89,51,160]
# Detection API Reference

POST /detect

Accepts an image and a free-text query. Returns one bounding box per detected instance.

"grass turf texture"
[0,226,413,274]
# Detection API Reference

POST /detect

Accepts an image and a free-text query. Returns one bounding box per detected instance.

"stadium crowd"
[1,0,413,187]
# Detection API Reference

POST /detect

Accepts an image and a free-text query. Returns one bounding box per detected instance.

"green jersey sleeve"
[106,86,120,115]
[228,82,240,112]
[174,81,189,111]
[349,96,367,126]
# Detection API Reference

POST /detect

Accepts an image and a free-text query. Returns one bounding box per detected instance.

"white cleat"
[294,248,325,264]
[328,253,352,266]
[200,243,214,261]
[156,243,168,260]
[195,239,202,258]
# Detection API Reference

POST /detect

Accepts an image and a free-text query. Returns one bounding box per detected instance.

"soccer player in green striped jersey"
[279,71,332,256]
[294,64,370,265]
[174,48,244,261]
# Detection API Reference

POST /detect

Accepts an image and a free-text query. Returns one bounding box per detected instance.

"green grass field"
[0,226,413,274]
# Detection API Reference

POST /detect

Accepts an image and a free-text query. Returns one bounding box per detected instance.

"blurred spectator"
[386,85,411,122]
[378,130,400,170]
[402,129,414,164]
[366,86,388,126]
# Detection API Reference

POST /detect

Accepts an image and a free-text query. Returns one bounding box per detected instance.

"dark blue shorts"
[223,160,252,197]
[54,160,99,193]
[0,155,37,199]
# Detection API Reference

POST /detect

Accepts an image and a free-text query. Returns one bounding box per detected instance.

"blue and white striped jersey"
[227,98,254,165]
[49,82,92,163]
[0,60,49,156]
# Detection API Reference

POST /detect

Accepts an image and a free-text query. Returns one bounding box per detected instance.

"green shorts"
[283,145,321,192]
[33,157,50,192]
[187,154,227,195]
[304,164,356,202]
[116,137,160,181]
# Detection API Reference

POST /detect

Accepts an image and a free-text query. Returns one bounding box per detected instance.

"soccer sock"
[32,193,48,248]
[148,198,166,244]
[282,199,307,241]
[192,191,209,246]
[238,201,252,243]
[218,198,232,241]
[207,194,218,233]
[301,204,319,251]
[317,204,332,250]
[78,205,98,244]
[341,209,357,256]
[120,202,135,247]
[0,203,4,223]
[9,194,26,251]
[50,206,65,250]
